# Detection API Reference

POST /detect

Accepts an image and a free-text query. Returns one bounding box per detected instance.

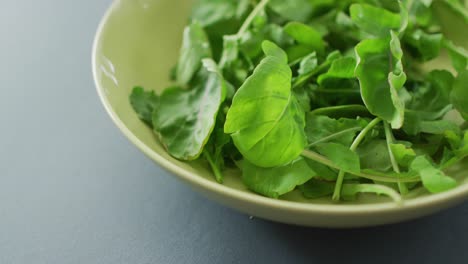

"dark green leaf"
[129,87,159,126]
[357,140,392,172]
[153,59,225,160]
[176,22,212,85]
[305,114,365,146]
[299,179,335,199]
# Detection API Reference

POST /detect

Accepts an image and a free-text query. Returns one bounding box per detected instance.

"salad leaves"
[130,0,468,203]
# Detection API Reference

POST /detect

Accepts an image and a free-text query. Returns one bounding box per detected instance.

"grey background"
[1,1,467,263]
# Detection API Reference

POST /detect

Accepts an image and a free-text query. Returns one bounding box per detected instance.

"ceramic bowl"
[93,0,468,227]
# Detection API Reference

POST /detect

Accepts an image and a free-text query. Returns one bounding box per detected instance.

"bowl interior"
[94,0,468,206]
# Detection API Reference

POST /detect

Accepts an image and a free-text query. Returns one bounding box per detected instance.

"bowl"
[93,0,468,227]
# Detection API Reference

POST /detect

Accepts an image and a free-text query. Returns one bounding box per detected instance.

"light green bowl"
[93,0,468,227]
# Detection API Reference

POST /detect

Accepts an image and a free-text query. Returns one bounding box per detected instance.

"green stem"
[219,0,271,69]
[384,121,409,194]
[308,127,361,147]
[292,61,332,89]
[301,149,419,183]
[204,151,223,183]
[236,0,271,39]
[332,117,382,201]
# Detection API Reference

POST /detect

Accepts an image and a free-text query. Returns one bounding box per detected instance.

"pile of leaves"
[130,0,468,203]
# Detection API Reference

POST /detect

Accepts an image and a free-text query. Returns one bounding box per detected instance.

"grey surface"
[1,1,468,263]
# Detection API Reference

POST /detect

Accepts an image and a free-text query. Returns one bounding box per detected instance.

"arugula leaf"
[390,143,416,168]
[153,59,226,160]
[310,105,371,118]
[284,22,325,54]
[305,114,365,147]
[355,34,406,129]
[450,69,468,120]
[242,158,316,198]
[410,156,457,193]
[350,3,401,37]
[341,184,402,203]
[357,140,392,172]
[315,142,361,174]
[444,40,468,72]
[297,52,318,76]
[129,87,159,126]
[176,22,212,85]
[299,179,335,199]
[268,0,313,22]
[404,30,442,61]
[224,41,307,167]
[191,0,246,27]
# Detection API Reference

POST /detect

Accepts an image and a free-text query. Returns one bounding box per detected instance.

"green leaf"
[317,57,357,87]
[341,184,402,203]
[355,35,406,128]
[153,59,226,160]
[224,41,307,167]
[310,105,371,118]
[404,30,442,61]
[442,0,468,24]
[357,140,392,172]
[176,22,212,85]
[299,179,335,199]
[450,69,468,120]
[350,3,401,37]
[297,52,318,76]
[191,0,241,27]
[219,35,239,68]
[242,158,316,198]
[315,142,361,174]
[268,0,313,22]
[390,143,416,167]
[284,22,325,54]
[129,87,159,126]
[410,156,457,193]
[305,114,365,147]
[419,120,460,134]
[444,40,468,72]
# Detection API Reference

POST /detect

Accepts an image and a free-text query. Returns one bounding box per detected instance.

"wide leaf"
[176,22,212,85]
[410,156,457,193]
[350,3,401,37]
[242,158,316,198]
[225,41,307,167]
[153,59,226,160]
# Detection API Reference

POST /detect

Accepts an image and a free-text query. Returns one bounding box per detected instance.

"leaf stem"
[204,151,224,183]
[301,152,420,183]
[383,121,408,194]
[308,127,362,147]
[332,117,382,201]
[236,0,271,39]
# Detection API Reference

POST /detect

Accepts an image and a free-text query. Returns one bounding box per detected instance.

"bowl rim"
[92,0,468,216]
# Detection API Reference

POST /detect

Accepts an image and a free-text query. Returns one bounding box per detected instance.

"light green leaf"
[129,87,159,126]
[355,36,406,128]
[390,143,416,167]
[268,0,313,22]
[242,158,316,198]
[410,156,457,193]
[315,142,361,174]
[153,59,225,160]
[350,3,401,37]
[317,57,356,86]
[224,42,307,167]
[176,22,212,85]
[298,52,318,76]
[284,22,325,54]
